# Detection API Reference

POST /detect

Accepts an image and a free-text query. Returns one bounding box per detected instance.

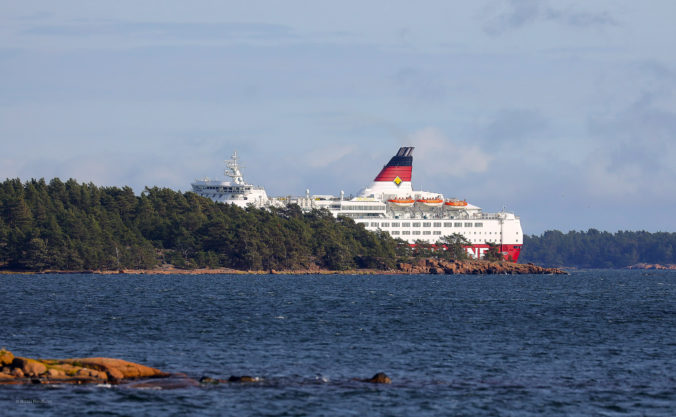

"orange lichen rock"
[0,350,169,385]
[58,358,168,380]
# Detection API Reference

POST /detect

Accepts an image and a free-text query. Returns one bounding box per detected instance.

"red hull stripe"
[408,243,523,263]
[374,166,412,182]
[463,244,522,263]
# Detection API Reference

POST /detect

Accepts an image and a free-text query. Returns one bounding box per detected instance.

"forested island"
[0,178,396,272]
[521,230,676,269]
[1,178,669,272]
[2,177,528,273]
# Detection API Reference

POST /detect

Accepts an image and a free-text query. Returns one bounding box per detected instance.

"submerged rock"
[124,373,199,389]
[199,376,219,384]
[228,375,260,383]
[361,372,392,384]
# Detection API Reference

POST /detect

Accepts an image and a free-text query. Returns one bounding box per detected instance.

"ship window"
[454,222,462,227]
[433,231,442,235]
[391,222,400,227]
[412,222,421,227]
[475,222,483,227]
[391,231,400,235]
[402,222,410,227]
[402,231,411,235]
[423,231,431,235]
[381,222,389,227]
[412,231,421,235]
[465,223,472,227]
[370,222,379,227]
[433,222,442,227]
[443,222,452,227]
[422,222,431,227]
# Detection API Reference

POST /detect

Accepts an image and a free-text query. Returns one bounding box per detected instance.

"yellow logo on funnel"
[393,176,402,186]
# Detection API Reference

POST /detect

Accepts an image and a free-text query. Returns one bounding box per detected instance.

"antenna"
[225,151,245,185]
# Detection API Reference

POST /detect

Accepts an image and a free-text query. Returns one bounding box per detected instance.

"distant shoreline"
[0,259,567,275]
[5,263,676,275]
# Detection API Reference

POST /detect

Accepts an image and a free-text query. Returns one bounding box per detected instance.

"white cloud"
[481,0,617,36]
[409,127,492,177]
[303,144,356,168]
[582,150,642,197]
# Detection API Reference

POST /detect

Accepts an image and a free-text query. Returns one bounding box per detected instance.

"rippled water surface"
[1,271,675,416]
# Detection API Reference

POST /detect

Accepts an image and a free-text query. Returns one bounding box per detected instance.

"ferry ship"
[292,147,523,262]
[192,148,523,261]
[191,152,272,208]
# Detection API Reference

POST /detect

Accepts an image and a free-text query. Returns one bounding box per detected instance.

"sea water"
[1,270,674,416]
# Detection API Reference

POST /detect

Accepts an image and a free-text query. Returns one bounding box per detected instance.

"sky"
[1,0,676,234]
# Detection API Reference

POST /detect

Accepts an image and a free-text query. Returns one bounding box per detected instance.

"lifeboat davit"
[416,198,443,208]
[387,198,415,207]
[444,199,468,207]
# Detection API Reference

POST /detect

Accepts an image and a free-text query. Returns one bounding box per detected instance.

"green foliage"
[411,239,435,259]
[0,178,402,271]
[521,229,676,268]
[436,233,471,261]
[483,242,504,262]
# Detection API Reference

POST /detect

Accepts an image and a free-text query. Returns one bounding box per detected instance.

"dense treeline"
[521,229,676,268]
[0,178,406,271]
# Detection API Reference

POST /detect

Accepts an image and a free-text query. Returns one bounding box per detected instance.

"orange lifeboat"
[387,198,415,207]
[444,199,468,207]
[416,198,443,208]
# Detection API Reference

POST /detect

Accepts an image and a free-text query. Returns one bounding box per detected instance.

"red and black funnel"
[373,147,414,182]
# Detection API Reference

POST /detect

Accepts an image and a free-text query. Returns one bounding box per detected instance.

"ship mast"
[225,151,244,185]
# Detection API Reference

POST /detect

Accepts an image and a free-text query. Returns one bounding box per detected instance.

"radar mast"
[225,151,244,185]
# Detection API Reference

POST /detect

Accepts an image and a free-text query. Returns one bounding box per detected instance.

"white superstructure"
[291,147,524,261]
[191,152,271,208]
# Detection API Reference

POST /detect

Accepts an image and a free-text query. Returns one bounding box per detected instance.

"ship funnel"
[373,146,414,182]
[359,147,414,198]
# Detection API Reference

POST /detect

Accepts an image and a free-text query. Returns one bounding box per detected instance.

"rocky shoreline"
[397,258,566,274]
[0,349,167,385]
[625,263,676,270]
[1,259,566,275]
[0,349,391,388]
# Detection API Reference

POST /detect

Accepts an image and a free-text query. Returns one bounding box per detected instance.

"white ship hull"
[292,147,523,262]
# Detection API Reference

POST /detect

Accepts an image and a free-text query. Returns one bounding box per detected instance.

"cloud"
[24,20,297,42]
[304,145,356,168]
[16,11,52,21]
[1,152,195,193]
[583,91,676,199]
[480,108,548,146]
[409,127,492,177]
[482,0,617,35]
